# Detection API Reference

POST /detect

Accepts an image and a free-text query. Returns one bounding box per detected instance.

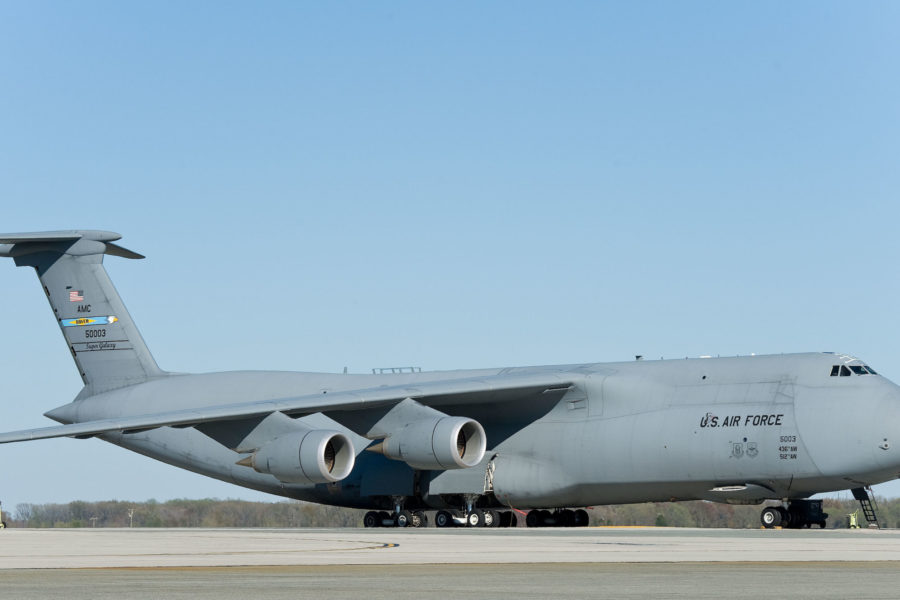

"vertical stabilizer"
[0,230,165,393]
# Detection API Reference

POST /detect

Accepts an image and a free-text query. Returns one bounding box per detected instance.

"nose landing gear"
[760,500,828,529]
[760,507,783,528]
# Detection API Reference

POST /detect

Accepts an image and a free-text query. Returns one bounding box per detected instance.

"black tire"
[778,507,793,528]
[761,507,782,528]
[363,511,381,528]
[526,510,541,528]
[411,511,427,528]
[573,509,589,527]
[484,510,500,528]
[559,509,575,527]
[499,511,511,528]
[818,521,827,529]
[467,509,485,528]
[395,510,412,528]
[435,510,454,528]
[538,510,552,526]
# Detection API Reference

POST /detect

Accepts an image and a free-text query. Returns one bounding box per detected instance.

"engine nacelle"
[246,429,355,485]
[382,416,486,470]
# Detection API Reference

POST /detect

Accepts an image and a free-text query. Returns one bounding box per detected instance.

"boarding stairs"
[851,487,880,528]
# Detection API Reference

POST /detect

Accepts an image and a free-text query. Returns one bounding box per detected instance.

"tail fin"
[0,230,165,393]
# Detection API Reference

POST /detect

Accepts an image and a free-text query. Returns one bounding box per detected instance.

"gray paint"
[2,231,900,513]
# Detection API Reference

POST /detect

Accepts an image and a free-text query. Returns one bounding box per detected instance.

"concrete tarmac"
[2,527,899,568]
[1,528,899,599]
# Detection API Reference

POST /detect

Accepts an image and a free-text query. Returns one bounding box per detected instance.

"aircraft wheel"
[484,510,500,528]
[538,510,552,526]
[435,510,454,528]
[498,511,511,527]
[573,509,589,527]
[411,511,427,528]
[817,521,827,529]
[525,510,541,528]
[363,511,381,528]
[378,511,392,527]
[467,509,486,528]
[559,509,575,527]
[778,507,793,528]
[761,507,782,528]
[395,510,413,528]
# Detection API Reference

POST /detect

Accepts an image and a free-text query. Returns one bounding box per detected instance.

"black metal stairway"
[851,487,880,528]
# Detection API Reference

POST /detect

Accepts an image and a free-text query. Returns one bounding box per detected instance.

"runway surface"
[1,528,898,599]
[2,526,899,568]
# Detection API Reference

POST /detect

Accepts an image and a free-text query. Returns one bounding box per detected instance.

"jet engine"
[380,416,486,470]
[240,429,355,485]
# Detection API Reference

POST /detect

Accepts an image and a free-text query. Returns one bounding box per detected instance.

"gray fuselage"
[49,352,900,510]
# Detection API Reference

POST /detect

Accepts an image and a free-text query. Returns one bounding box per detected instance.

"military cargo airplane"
[1,230,897,528]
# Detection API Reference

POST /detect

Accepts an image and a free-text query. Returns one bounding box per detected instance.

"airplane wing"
[0,372,573,443]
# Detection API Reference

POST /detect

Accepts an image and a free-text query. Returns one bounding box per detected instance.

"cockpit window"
[831,363,878,376]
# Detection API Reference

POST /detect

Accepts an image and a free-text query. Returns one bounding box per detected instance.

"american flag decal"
[69,290,84,302]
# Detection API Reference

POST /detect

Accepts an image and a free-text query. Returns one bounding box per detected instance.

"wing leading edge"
[0,372,573,444]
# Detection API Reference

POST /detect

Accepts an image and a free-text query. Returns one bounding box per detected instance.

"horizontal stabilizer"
[0,231,105,244]
[0,230,143,259]
[104,242,145,260]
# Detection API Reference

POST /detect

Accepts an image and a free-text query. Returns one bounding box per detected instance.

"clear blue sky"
[1,2,899,510]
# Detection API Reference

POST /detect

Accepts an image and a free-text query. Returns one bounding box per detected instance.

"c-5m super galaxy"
[2,230,897,529]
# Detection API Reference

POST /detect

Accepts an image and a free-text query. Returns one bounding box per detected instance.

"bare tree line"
[5,497,897,529]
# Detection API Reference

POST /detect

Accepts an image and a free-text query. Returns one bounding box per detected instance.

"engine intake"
[244,429,355,485]
[381,416,486,470]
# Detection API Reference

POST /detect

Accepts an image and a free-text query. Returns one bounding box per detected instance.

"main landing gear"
[434,509,517,528]
[363,497,429,528]
[760,499,828,529]
[525,508,589,528]
[362,508,516,528]
[432,507,589,528]
[361,495,591,529]
[431,495,518,528]
[363,507,592,528]
[363,509,429,528]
